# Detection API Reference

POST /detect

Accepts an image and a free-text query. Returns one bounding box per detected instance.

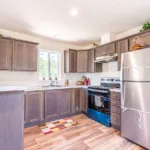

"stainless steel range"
[88,77,120,127]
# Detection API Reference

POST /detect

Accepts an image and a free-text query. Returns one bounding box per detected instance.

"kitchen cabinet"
[45,89,71,120]
[106,43,116,54]
[117,39,129,71]
[0,38,12,70]
[13,40,26,71]
[57,90,71,115]
[64,49,77,73]
[45,90,59,120]
[77,50,88,72]
[96,46,107,57]
[130,32,150,50]
[110,91,121,130]
[88,49,95,72]
[80,88,88,113]
[25,91,44,124]
[0,91,24,150]
[25,43,37,71]
[13,40,37,71]
[75,88,82,112]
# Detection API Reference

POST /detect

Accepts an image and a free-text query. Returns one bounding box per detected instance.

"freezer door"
[122,48,150,81]
[122,48,150,68]
[123,82,150,112]
[121,109,150,149]
[123,67,150,81]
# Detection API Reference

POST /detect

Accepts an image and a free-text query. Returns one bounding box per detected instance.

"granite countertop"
[110,88,121,92]
[0,85,88,92]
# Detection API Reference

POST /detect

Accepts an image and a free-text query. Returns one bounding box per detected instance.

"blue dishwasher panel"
[88,108,111,127]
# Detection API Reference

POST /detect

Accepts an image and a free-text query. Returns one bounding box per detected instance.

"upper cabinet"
[64,49,77,73]
[0,38,13,70]
[13,40,26,71]
[129,32,150,50]
[88,49,95,72]
[25,43,37,71]
[106,43,116,54]
[96,46,107,57]
[77,50,88,73]
[96,42,116,57]
[13,40,38,71]
[117,39,129,71]
[0,37,38,71]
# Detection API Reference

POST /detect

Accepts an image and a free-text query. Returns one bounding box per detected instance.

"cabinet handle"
[114,118,116,120]
[114,109,116,111]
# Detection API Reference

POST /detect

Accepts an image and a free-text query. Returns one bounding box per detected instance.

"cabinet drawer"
[111,113,121,127]
[111,106,121,114]
[111,91,121,100]
[111,99,121,107]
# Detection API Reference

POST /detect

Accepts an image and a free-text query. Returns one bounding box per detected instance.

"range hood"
[94,53,118,63]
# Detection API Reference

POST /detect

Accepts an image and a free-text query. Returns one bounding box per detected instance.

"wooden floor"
[24,114,145,150]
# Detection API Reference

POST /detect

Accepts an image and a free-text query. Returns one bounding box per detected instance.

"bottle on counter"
[65,80,69,86]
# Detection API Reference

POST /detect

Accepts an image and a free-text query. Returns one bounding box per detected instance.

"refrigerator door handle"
[138,111,142,130]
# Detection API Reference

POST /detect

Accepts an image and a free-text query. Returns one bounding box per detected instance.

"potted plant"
[140,22,150,32]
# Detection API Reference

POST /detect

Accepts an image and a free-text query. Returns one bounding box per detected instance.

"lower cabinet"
[45,91,59,120]
[110,91,121,130]
[57,90,71,115]
[24,88,88,126]
[80,88,88,113]
[45,90,71,120]
[25,91,44,124]
[75,88,82,112]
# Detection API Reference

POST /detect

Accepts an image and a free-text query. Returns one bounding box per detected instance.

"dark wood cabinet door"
[88,49,95,72]
[75,89,82,112]
[25,92,44,124]
[106,43,116,54]
[58,90,71,115]
[25,44,37,71]
[0,38,12,70]
[96,46,107,57]
[130,32,150,50]
[69,50,77,72]
[45,91,59,120]
[80,89,88,113]
[13,40,26,71]
[117,39,129,71]
[77,51,88,72]
[0,91,24,150]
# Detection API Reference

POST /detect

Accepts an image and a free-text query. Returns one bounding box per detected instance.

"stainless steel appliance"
[121,48,150,149]
[88,77,120,127]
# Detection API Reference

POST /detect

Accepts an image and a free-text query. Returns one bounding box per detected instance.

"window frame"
[39,49,61,80]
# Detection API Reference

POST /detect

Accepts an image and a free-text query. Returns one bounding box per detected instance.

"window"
[39,50,61,80]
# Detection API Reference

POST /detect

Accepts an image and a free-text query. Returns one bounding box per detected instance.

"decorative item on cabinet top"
[132,36,142,51]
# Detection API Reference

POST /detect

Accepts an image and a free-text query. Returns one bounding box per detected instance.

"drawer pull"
[113,118,116,120]
[114,109,116,111]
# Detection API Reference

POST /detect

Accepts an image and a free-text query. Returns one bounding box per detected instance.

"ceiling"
[0,0,150,46]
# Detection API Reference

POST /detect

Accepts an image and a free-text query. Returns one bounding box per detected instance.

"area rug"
[39,118,77,135]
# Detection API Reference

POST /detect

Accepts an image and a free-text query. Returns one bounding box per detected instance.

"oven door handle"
[88,93,110,100]
[88,89,109,93]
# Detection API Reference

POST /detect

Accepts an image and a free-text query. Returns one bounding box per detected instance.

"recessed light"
[69,8,78,17]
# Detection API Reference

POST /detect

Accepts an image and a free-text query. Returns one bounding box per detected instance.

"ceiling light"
[69,8,78,17]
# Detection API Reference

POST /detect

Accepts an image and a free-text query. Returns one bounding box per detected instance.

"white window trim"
[39,49,61,80]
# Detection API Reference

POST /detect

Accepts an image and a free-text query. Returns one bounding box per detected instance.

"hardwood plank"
[24,114,145,150]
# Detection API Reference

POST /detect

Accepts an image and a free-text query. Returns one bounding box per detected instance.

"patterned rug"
[39,118,77,135]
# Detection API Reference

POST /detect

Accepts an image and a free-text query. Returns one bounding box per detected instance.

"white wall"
[0,28,82,86]
[116,26,142,40]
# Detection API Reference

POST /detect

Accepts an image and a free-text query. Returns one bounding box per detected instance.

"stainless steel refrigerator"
[121,48,150,149]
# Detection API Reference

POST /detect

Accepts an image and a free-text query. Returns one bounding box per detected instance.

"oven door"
[88,91,110,115]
